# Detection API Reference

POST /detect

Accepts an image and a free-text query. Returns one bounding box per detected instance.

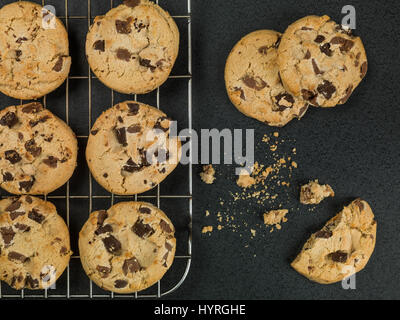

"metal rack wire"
[0,0,192,299]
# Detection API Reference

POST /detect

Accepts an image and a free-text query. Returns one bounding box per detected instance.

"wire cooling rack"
[0,0,192,299]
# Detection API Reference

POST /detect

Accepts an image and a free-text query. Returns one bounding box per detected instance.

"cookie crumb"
[236,169,256,188]
[300,180,335,205]
[263,209,289,232]
[200,165,216,184]
[205,210,210,217]
[202,226,213,234]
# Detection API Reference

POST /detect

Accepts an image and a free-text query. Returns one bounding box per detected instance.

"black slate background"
[0,0,399,300]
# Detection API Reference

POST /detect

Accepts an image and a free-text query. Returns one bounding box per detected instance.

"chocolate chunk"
[139,207,151,214]
[0,227,15,245]
[115,19,132,34]
[312,59,324,75]
[274,93,295,111]
[102,235,122,255]
[123,0,140,8]
[0,112,18,128]
[29,115,50,127]
[127,103,139,115]
[301,26,313,31]
[97,210,108,226]
[116,48,131,61]
[2,172,13,182]
[241,75,268,91]
[5,150,21,164]
[16,37,27,43]
[127,124,141,133]
[274,36,281,48]
[139,58,156,72]
[114,279,128,288]
[25,275,39,289]
[60,246,68,255]
[339,85,353,104]
[103,173,108,178]
[320,43,333,56]
[301,89,318,106]
[22,102,43,114]
[25,139,42,157]
[360,62,368,78]
[122,158,141,173]
[15,50,22,61]
[122,257,141,275]
[329,251,348,263]
[96,265,111,278]
[19,178,35,192]
[258,46,269,55]
[354,199,364,211]
[132,219,155,238]
[117,116,124,123]
[315,230,333,239]
[91,129,99,135]
[165,242,173,251]
[317,80,336,99]
[52,56,64,72]
[304,50,311,60]
[336,25,353,36]
[314,35,326,43]
[8,251,29,263]
[330,37,354,53]
[25,196,32,204]
[114,127,127,146]
[43,156,58,168]
[153,116,170,132]
[160,220,173,233]
[93,40,105,52]
[28,209,45,224]
[233,87,246,100]
[10,211,25,220]
[14,223,30,233]
[6,200,22,212]
[95,224,113,235]
[298,104,309,118]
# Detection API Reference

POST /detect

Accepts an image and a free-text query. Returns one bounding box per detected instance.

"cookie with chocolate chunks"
[291,199,377,284]
[0,103,78,195]
[85,0,179,94]
[86,101,181,195]
[225,30,309,127]
[0,196,71,290]
[278,15,368,107]
[79,201,176,293]
[0,1,71,99]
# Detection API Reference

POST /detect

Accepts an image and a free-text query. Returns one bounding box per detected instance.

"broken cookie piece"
[200,165,216,184]
[300,180,334,205]
[291,199,377,284]
[202,226,213,234]
[263,209,289,232]
[236,168,256,188]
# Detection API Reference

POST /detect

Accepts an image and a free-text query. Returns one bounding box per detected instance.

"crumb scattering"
[200,165,216,184]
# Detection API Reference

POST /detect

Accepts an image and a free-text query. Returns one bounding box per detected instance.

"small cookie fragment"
[300,180,334,205]
[200,165,216,184]
[202,226,213,234]
[291,199,377,284]
[79,201,176,293]
[263,209,289,232]
[236,169,256,189]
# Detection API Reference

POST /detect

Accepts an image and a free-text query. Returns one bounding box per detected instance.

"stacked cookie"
[0,0,181,294]
[225,15,368,126]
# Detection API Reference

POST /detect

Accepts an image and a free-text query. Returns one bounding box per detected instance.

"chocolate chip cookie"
[86,101,181,195]
[225,30,309,127]
[0,102,78,195]
[300,180,335,205]
[0,196,72,290]
[0,1,71,100]
[291,199,377,284]
[278,15,368,108]
[79,201,176,293]
[86,0,179,95]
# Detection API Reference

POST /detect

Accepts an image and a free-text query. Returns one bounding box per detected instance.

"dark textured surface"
[0,0,399,300]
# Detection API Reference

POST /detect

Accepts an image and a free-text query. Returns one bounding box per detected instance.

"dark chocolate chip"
[298,104,309,118]
[329,251,348,263]
[116,48,131,61]
[60,246,68,255]
[123,0,140,8]
[315,230,333,239]
[93,40,105,52]
[132,219,155,238]
[122,158,141,173]
[139,58,156,72]
[91,129,99,135]
[22,102,43,114]
[304,50,311,59]
[25,196,32,204]
[16,37,27,43]
[6,200,22,212]
[114,127,127,146]
[97,210,108,226]
[258,46,269,55]
[160,220,173,233]
[312,59,324,75]
[127,124,141,133]
[25,275,39,289]
[29,115,50,127]
[314,35,326,43]
[127,103,139,115]
[360,62,368,78]
[10,211,25,220]
[301,26,313,31]
[317,80,336,99]
[122,257,141,275]
[354,199,364,211]
[274,93,295,111]
[153,117,170,132]
[52,56,64,72]
[2,172,14,182]
[15,50,22,61]
[233,87,246,100]
[165,242,173,251]
[25,139,42,157]
[301,90,318,105]
[0,227,15,245]
[95,224,113,235]
[320,43,333,56]
[339,85,353,104]
[102,235,122,255]
[139,207,151,214]
[19,178,35,192]
[0,112,18,128]
[5,150,21,164]
[8,251,29,263]
[14,223,30,233]
[241,75,268,91]
[115,19,132,34]
[42,156,58,168]
[114,279,128,288]
[28,209,45,224]
[96,265,111,278]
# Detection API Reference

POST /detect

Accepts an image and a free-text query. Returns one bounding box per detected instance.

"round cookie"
[278,15,368,108]
[0,196,72,290]
[0,1,71,100]
[225,30,309,127]
[0,102,78,195]
[79,201,176,293]
[86,101,181,195]
[291,199,377,284]
[86,0,179,95]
